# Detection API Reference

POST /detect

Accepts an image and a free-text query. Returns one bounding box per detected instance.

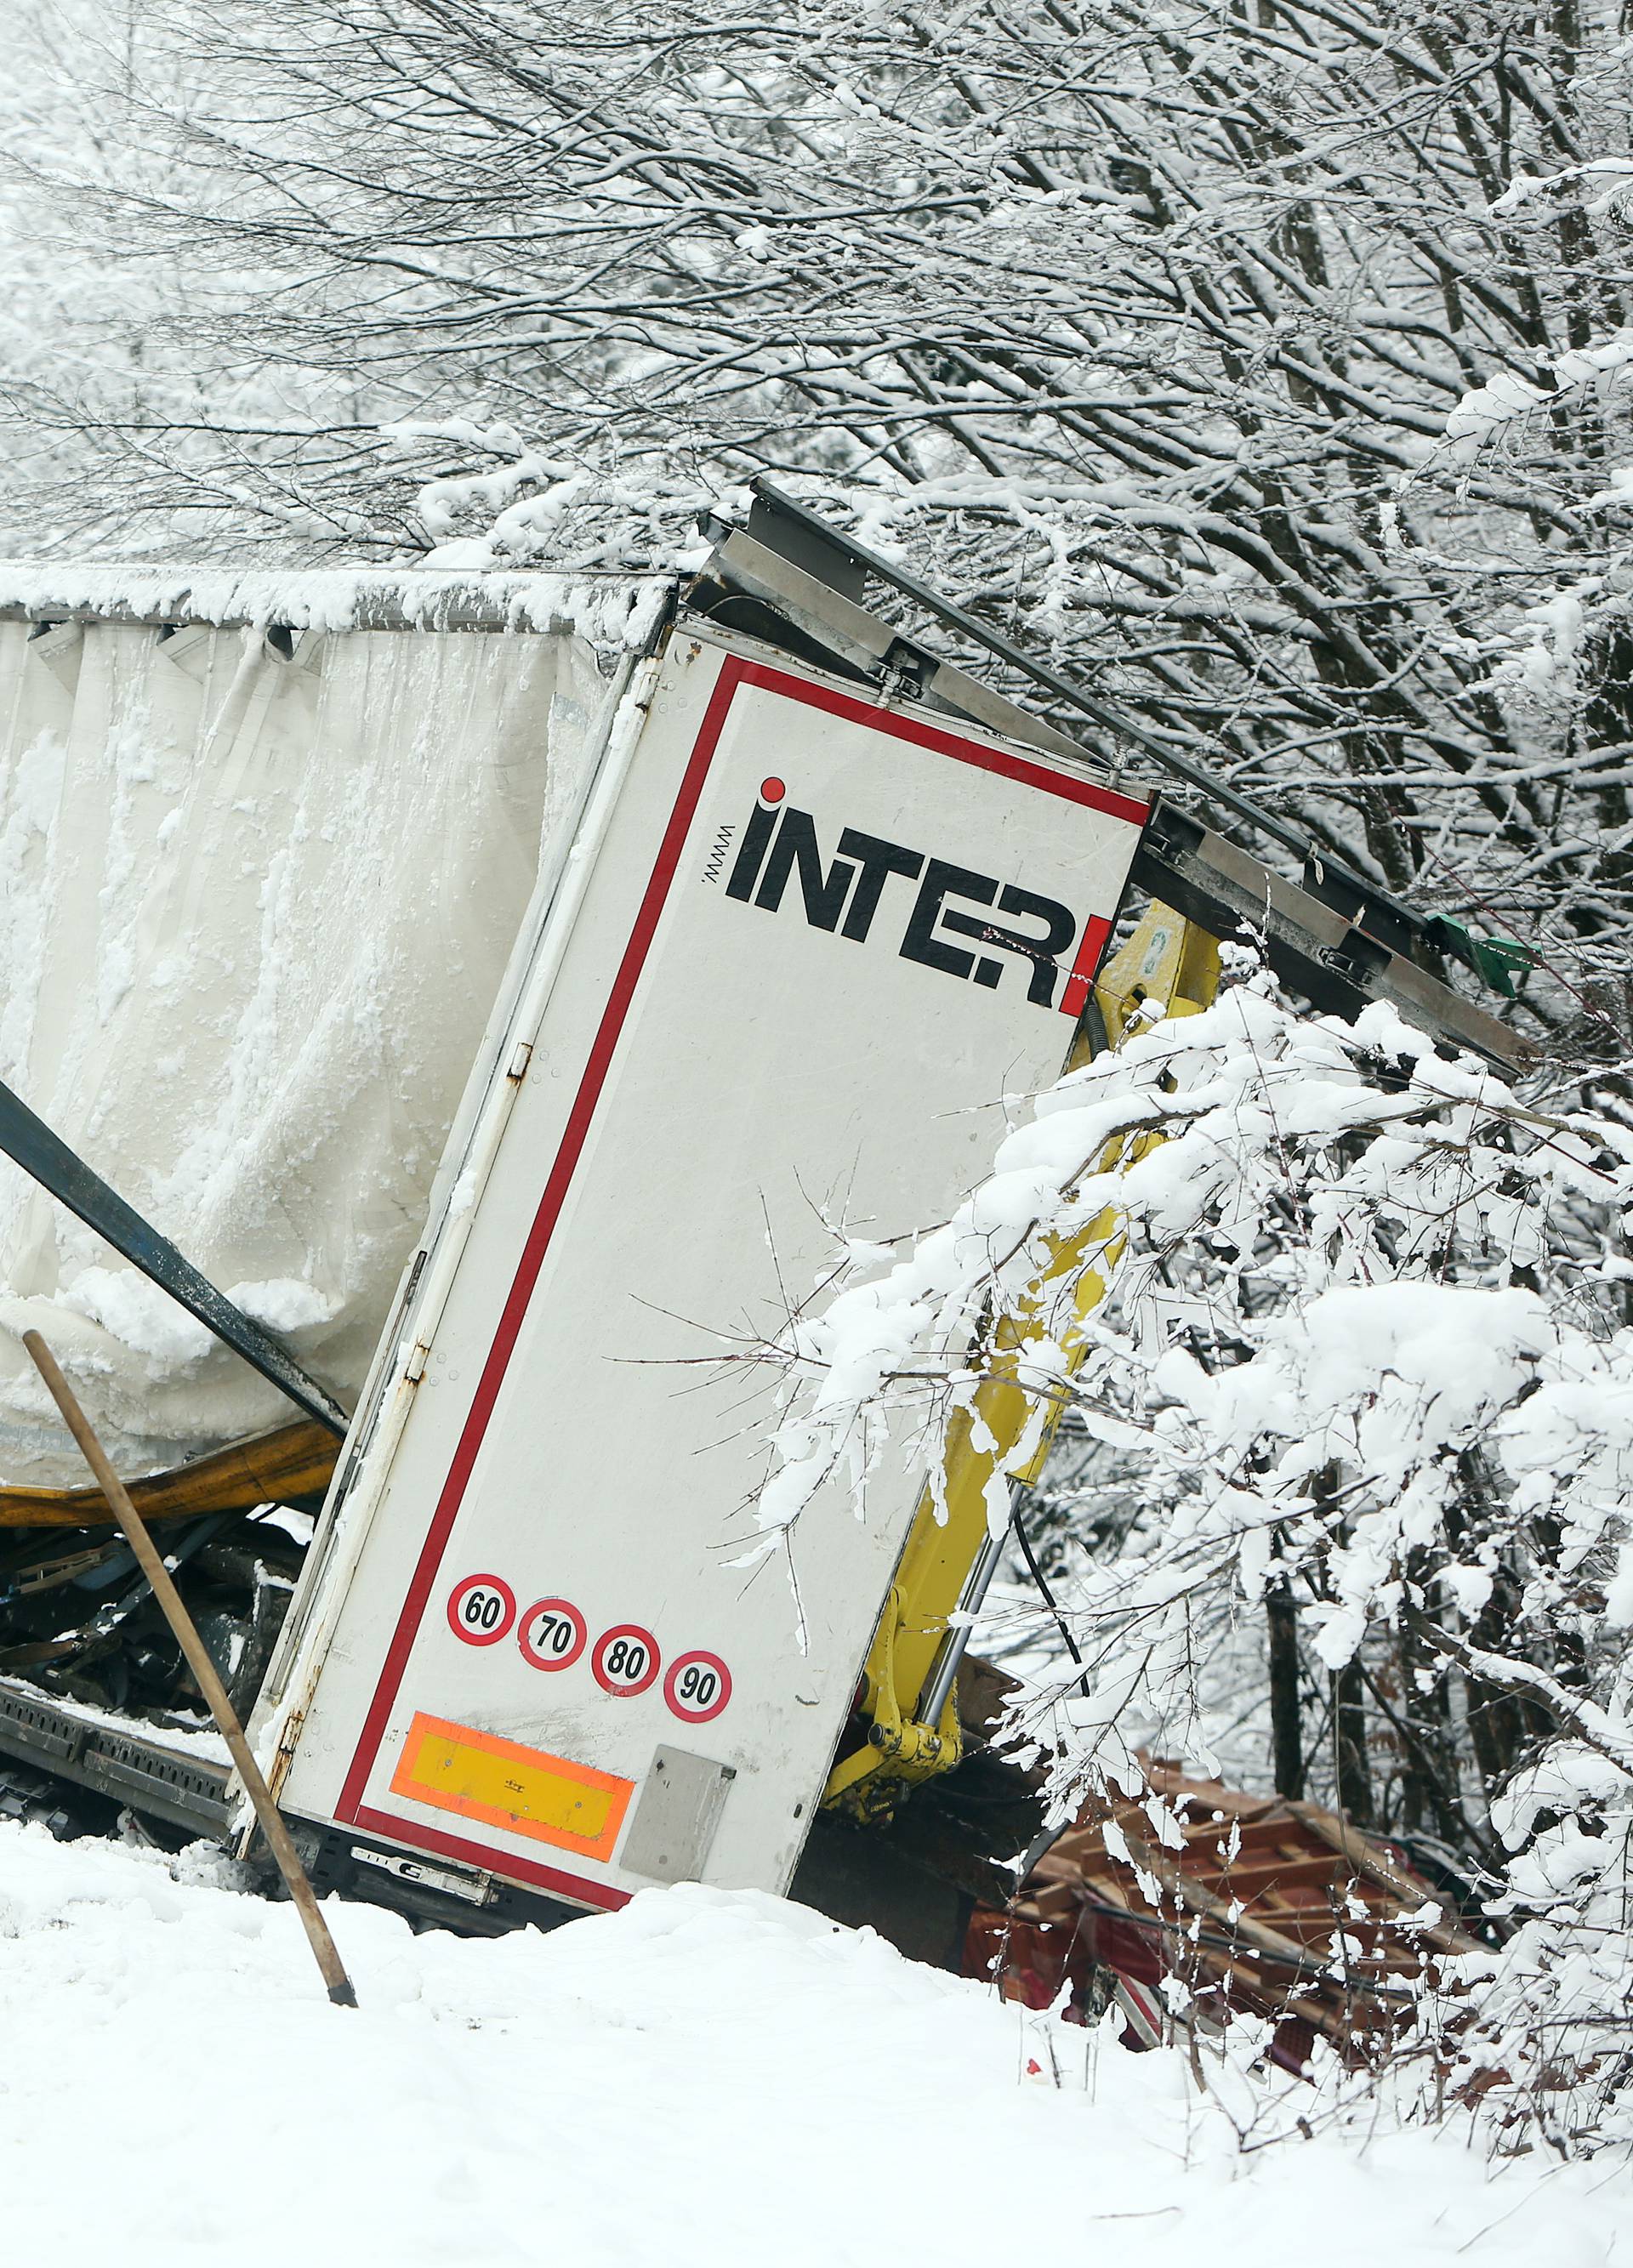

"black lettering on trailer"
[899,858,999,983]
[936,881,1078,1009]
[834,828,925,941]
[751,807,856,932]
[728,795,1084,1009]
[725,802,778,900]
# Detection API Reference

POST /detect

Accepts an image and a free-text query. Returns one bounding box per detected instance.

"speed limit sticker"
[518,1596,588,1673]
[446,1573,516,1647]
[591,1623,661,1697]
[664,1651,731,1724]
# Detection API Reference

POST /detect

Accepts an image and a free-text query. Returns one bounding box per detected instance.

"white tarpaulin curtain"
[0,587,653,1482]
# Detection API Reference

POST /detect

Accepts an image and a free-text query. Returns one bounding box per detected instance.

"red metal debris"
[964,1760,1482,2071]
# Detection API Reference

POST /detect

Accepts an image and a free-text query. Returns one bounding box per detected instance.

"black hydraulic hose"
[1011,1501,1092,1702]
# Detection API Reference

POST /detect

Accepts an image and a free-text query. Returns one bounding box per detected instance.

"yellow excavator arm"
[825,905,1220,1816]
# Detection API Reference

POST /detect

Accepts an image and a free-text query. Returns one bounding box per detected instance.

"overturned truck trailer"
[0,492,1524,1953]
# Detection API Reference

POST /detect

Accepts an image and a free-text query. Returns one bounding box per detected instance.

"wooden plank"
[1288,1801,1483,1955]
[1210,1852,1350,1891]
[1111,1822,1329,1970]
[0,1419,338,1528]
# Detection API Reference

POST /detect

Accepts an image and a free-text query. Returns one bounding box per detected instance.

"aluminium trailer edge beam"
[0,1677,230,1840]
[697,514,1528,1077]
[1131,804,1526,1072]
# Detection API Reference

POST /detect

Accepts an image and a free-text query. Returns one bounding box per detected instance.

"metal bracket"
[351,1844,494,1907]
[690,527,1087,762]
[621,1747,736,1882]
[823,1587,963,1820]
[1130,804,1527,1072]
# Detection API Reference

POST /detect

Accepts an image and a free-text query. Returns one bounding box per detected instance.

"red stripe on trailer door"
[333,653,748,1828]
[349,1804,631,1911]
[731,662,1152,828]
[1059,914,1114,1020]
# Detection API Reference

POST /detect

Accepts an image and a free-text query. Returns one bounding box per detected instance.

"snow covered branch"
[754,963,1633,2143]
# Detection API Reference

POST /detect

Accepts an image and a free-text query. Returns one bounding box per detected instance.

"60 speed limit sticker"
[518,1596,588,1672]
[446,1573,516,1647]
[663,1651,731,1724]
[592,1623,661,1697]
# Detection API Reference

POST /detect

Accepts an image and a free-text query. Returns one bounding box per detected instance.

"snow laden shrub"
[754,963,1633,2150]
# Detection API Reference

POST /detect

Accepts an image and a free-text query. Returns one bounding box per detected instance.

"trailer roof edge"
[0,560,675,642]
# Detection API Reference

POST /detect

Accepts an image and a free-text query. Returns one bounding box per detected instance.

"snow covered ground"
[0,1819,1624,2268]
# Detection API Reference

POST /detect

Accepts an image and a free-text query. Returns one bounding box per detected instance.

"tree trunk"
[1266,1567,1306,1798]
[1333,1658,1374,1827]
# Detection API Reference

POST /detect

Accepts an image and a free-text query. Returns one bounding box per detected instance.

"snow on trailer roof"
[0,559,674,646]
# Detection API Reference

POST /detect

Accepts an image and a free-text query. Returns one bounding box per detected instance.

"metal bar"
[0,1680,232,1838]
[703,537,1524,1034]
[689,536,1087,759]
[746,480,1421,936]
[23,1332,359,2008]
[915,1515,1010,1732]
[1130,805,1528,1072]
[0,1077,350,1437]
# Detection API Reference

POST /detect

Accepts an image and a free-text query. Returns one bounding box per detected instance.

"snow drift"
[0,1820,1624,2268]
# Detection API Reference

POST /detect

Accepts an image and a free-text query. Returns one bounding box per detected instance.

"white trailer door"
[276,629,1148,1909]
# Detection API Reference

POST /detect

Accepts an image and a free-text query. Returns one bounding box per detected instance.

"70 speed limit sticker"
[519,1596,588,1672]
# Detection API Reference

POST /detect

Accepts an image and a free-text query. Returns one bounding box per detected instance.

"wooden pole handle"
[22,1331,357,2008]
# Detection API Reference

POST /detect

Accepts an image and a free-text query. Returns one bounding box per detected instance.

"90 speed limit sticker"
[518,1596,588,1672]
[663,1651,731,1725]
[446,1573,516,1647]
[591,1623,661,1697]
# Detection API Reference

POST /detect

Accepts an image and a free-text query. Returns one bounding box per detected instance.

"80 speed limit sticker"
[592,1623,661,1697]
[518,1596,588,1672]
[663,1651,731,1724]
[446,1573,516,1647]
